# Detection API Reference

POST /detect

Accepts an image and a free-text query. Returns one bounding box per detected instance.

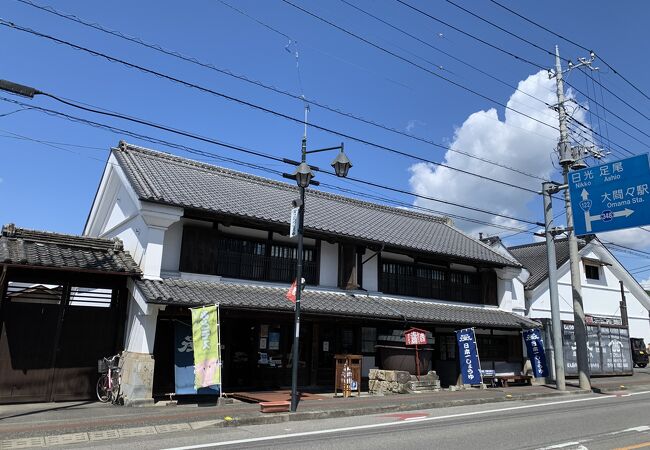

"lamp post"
[284,137,352,412]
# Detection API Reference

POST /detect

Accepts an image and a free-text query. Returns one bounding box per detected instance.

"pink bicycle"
[96,353,122,404]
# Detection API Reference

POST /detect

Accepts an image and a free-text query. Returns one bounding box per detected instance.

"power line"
[601,240,650,258]
[567,115,635,157]
[0,18,554,198]
[2,123,533,235]
[0,94,542,227]
[394,0,649,151]
[394,0,546,70]
[338,0,553,112]
[280,0,561,133]
[487,0,650,103]
[438,0,650,148]
[12,0,549,183]
[444,0,560,62]
[564,77,650,148]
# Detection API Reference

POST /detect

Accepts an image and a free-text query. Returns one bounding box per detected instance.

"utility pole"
[551,46,591,390]
[541,182,566,390]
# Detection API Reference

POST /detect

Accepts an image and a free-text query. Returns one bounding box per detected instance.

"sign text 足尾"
[568,154,650,235]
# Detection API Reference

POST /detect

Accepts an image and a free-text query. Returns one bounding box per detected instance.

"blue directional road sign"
[568,154,650,236]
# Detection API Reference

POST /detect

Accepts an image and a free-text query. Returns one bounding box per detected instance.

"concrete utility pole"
[542,182,566,391]
[552,45,591,390]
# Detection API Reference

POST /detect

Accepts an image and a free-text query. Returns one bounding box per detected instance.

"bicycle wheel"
[110,372,122,405]
[96,374,111,403]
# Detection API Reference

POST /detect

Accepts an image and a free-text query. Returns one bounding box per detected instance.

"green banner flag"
[191,305,221,389]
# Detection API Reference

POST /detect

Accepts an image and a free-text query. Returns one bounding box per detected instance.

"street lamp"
[283,137,352,412]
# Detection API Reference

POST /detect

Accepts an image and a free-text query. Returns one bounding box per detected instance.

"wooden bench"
[497,375,532,387]
[259,401,290,413]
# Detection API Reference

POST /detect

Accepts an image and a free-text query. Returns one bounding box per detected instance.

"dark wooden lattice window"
[179,226,317,284]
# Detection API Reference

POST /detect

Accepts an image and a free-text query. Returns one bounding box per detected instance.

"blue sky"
[2,1,650,282]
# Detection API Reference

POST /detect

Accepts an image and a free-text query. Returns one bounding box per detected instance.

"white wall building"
[507,238,650,343]
[84,141,540,402]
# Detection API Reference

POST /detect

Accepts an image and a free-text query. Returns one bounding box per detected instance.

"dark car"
[631,338,648,368]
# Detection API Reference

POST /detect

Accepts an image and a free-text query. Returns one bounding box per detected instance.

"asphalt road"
[77,389,650,450]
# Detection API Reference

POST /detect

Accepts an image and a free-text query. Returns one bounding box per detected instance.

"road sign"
[289,207,299,238]
[568,154,650,235]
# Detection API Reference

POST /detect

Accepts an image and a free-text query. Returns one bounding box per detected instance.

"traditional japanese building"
[84,141,539,403]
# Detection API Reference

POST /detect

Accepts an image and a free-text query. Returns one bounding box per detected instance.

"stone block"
[368,369,379,380]
[377,370,386,381]
[395,371,411,384]
[385,371,396,382]
[424,371,439,381]
[120,351,155,406]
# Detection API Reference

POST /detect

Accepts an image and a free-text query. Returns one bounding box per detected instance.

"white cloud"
[409,70,589,237]
[640,277,650,290]
[405,119,425,133]
[598,228,650,252]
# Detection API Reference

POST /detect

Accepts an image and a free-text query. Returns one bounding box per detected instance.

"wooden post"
[415,344,420,381]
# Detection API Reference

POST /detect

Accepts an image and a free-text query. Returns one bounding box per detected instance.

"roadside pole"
[542,182,566,390]
[552,46,591,390]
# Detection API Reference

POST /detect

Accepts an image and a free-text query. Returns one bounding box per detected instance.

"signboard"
[568,154,650,235]
[455,328,482,385]
[586,315,622,326]
[289,207,300,238]
[191,305,222,389]
[562,322,632,375]
[174,321,219,395]
[404,328,427,346]
[523,328,549,378]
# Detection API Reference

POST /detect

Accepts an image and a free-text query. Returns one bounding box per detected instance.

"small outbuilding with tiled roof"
[0,224,140,404]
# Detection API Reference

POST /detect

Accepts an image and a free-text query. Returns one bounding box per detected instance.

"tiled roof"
[0,224,140,274]
[113,142,518,268]
[508,239,585,290]
[137,278,539,329]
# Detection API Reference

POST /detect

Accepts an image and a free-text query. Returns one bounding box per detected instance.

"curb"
[215,389,592,429]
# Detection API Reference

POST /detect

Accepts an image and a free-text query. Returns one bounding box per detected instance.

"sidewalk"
[1,369,648,443]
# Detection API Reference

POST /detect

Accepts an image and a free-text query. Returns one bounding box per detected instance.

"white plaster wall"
[528,255,650,342]
[103,215,149,271]
[124,282,160,354]
[161,220,184,273]
[103,184,138,233]
[319,241,338,287]
[497,278,513,312]
[362,249,379,292]
[512,277,527,314]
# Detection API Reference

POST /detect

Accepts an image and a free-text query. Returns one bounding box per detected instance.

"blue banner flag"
[523,328,549,378]
[455,328,482,385]
[174,321,219,395]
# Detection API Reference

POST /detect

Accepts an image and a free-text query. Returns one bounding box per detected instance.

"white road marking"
[164,392,650,450]
[403,415,428,421]
[537,442,583,449]
[609,425,650,435]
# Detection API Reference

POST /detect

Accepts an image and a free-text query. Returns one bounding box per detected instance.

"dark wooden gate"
[0,271,127,403]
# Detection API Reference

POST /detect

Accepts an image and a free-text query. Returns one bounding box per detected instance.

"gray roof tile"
[137,278,539,329]
[508,239,585,290]
[0,224,140,274]
[113,142,517,267]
